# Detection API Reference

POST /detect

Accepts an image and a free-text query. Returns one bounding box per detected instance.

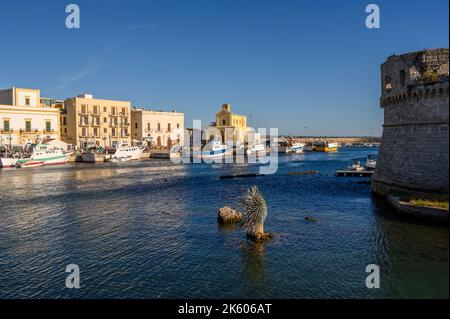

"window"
[81,105,87,113]
[3,120,10,132]
[63,117,67,125]
[400,70,406,86]
[157,123,161,131]
[112,128,116,136]
[222,119,226,125]
[121,108,126,115]
[147,122,151,131]
[25,96,30,106]
[64,128,67,133]
[93,106,99,114]
[177,123,180,129]
[94,128,99,136]
[111,107,116,115]
[104,128,107,133]
[25,120,31,132]
[103,107,107,113]
[385,75,392,93]
[104,117,107,123]
[168,123,171,132]
[45,121,51,132]
[135,122,138,129]
[82,128,87,136]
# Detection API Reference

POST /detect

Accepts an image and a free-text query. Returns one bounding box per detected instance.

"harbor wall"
[372,49,449,201]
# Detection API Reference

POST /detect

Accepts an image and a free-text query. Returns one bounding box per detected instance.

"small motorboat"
[246,143,267,156]
[193,141,228,159]
[16,161,44,168]
[347,161,365,172]
[365,155,377,170]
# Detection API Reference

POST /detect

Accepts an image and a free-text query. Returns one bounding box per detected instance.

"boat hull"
[17,152,72,166]
[0,158,18,168]
[314,146,338,152]
[107,147,144,161]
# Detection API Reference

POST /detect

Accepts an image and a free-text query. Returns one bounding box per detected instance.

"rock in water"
[218,206,243,224]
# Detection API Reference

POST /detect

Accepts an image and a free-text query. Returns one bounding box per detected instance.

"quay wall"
[371,49,449,201]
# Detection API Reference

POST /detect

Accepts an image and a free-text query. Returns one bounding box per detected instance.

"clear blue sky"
[0,0,448,136]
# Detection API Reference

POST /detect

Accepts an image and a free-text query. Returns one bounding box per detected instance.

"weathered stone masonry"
[372,49,449,200]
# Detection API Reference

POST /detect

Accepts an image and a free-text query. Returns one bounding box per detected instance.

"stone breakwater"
[372,48,449,201]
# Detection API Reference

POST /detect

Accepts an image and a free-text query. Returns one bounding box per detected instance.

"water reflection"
[241,241,267,283]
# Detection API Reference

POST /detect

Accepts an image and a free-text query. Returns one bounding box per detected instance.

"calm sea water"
[0,147,448,299]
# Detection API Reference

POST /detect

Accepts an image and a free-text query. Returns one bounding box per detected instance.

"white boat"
[365,155,377,170]
[246,143,267,156]
[16,142,72,167]
[287,142,305,154]
[0,157,18,168]
[303,143,315,152]
[193,141,228,159]
[347,161,365,172]
[105,143,144,162]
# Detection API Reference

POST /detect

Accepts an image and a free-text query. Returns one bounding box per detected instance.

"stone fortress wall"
[372,49,449,200]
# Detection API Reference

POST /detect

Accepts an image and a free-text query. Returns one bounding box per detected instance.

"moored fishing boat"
[0,157,18,168]
[365,155,377,170]
[15,141,73,167]
[104,143,144,162]
[287,142,305,154]
[192,141,228,159]
[303,142,315,152]
[314,141,338,152]
[246,143,267,156]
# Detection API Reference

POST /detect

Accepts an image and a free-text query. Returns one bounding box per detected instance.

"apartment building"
[131,108,184,148]
[63,94,131,148]
[0,87,60,147]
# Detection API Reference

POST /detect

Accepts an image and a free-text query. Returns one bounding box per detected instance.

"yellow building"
[131,108,184,148]
[209,104,248,143]
[63,94,131,149]
[0,87,60,147]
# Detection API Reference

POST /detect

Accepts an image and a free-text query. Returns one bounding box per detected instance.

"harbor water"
[0,147,448,298]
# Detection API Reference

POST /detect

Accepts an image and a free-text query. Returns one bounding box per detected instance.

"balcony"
[120,122,130,127]
[109,113,118,117]
[109,122,119,127]
[79,121,90,126]
[20,129,40,134]
[1,128,13,134]
[44,129,55,133]
[92,121,101,127]
[78,111,89,115]
[119,112,129,117]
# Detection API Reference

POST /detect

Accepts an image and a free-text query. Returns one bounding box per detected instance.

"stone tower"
[372,48,449,200]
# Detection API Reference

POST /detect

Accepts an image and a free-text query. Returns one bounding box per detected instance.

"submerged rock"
[305,216,319,222]
[247,232,273,242]
[218,206,243,224]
